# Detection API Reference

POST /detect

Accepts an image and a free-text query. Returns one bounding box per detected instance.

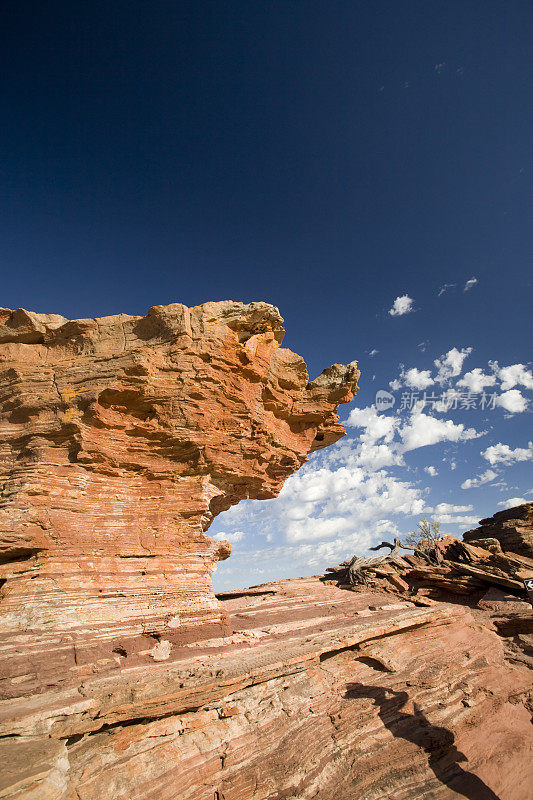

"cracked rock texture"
[1,577,532,799]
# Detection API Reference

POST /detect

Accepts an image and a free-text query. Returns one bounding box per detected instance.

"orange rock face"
[0,301,359,689]
[3,303,530,800]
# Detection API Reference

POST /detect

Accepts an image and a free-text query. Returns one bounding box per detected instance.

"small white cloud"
[213,530,245,544]
[389,378,402,391]
[433,502,473,514]
[346,405,399,443]
[464,277,478,292]
[434,347,473,384]
[482,441,533,466]
[438,282,456,296]
[368,348,379,357]
[424,466,438,477]
[401,410,481,452]
[461,469,498,490]
[433,514,479,525]
[403,368,435,391]
[450,460,457,470]
[491,362,533,391]
[496,389,528,414]
[457,368,496,394]
[418,341,429,352]
[497,497,527,508]
[389,295,415,316]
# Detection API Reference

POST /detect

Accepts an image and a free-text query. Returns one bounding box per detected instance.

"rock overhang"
[0,300,359,657]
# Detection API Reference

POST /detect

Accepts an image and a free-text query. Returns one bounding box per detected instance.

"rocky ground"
[2,572,532,799]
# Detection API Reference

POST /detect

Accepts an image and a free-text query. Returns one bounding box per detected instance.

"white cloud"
[418,341,429,352]
[497,497,527,508]
[403,367,435,390]
[438,282,456,296]
[496,389,528,413]
[287,514,353,543]
[491,362,533,391]
[328,410,404,471]
[345,402,483,488]
[461,469,498,490]
[432,503,474,514]
[457,368,496,394]
[434,347,473,384]
[346,403,482,466]
[368,348,379,357]
[464,277,478,291]
[346,405,398,443]
[482,441,533,466]
[389,378,402,391]
[353,442,405,469]
[432,514,479,525]
[389,295,414,316]
[283,467,427,543]
[400,409,481,452]
[213,530,245,544]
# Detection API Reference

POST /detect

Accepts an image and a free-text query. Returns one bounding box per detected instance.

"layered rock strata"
[0,301,359,697]
[2,302,532,799]
[1,577,531,799]
[463,503,533,559]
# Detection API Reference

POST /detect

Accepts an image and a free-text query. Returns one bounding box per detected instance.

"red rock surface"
[0,302,358,678]
[1,577,531,799]
[1,303,532,799]
[325,509,533,598]
[464,504,533,559]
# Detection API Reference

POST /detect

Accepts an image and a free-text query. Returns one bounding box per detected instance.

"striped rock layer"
[1,577,532,799]
[0,301,358,695]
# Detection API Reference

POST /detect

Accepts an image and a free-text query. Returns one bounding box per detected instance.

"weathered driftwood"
[329,539,411,587]
[325,533,531,596]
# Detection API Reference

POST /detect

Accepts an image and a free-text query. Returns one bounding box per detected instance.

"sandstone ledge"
[1,576,531,799]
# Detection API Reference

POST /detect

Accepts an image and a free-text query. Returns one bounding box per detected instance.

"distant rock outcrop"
[325,504,533,598]
[463,503,533,558]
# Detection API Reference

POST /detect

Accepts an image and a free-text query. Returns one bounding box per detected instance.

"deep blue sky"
[2,2,531,373]
[1,2,532,587]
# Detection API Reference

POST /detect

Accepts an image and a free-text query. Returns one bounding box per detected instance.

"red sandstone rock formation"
[1,303,532,799]
[0,301,358,670]
[325,507,533,598]
[464,503,533,559]
[2,576,532,799]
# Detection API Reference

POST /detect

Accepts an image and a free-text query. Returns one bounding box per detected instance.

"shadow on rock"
[345,683,502,800]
